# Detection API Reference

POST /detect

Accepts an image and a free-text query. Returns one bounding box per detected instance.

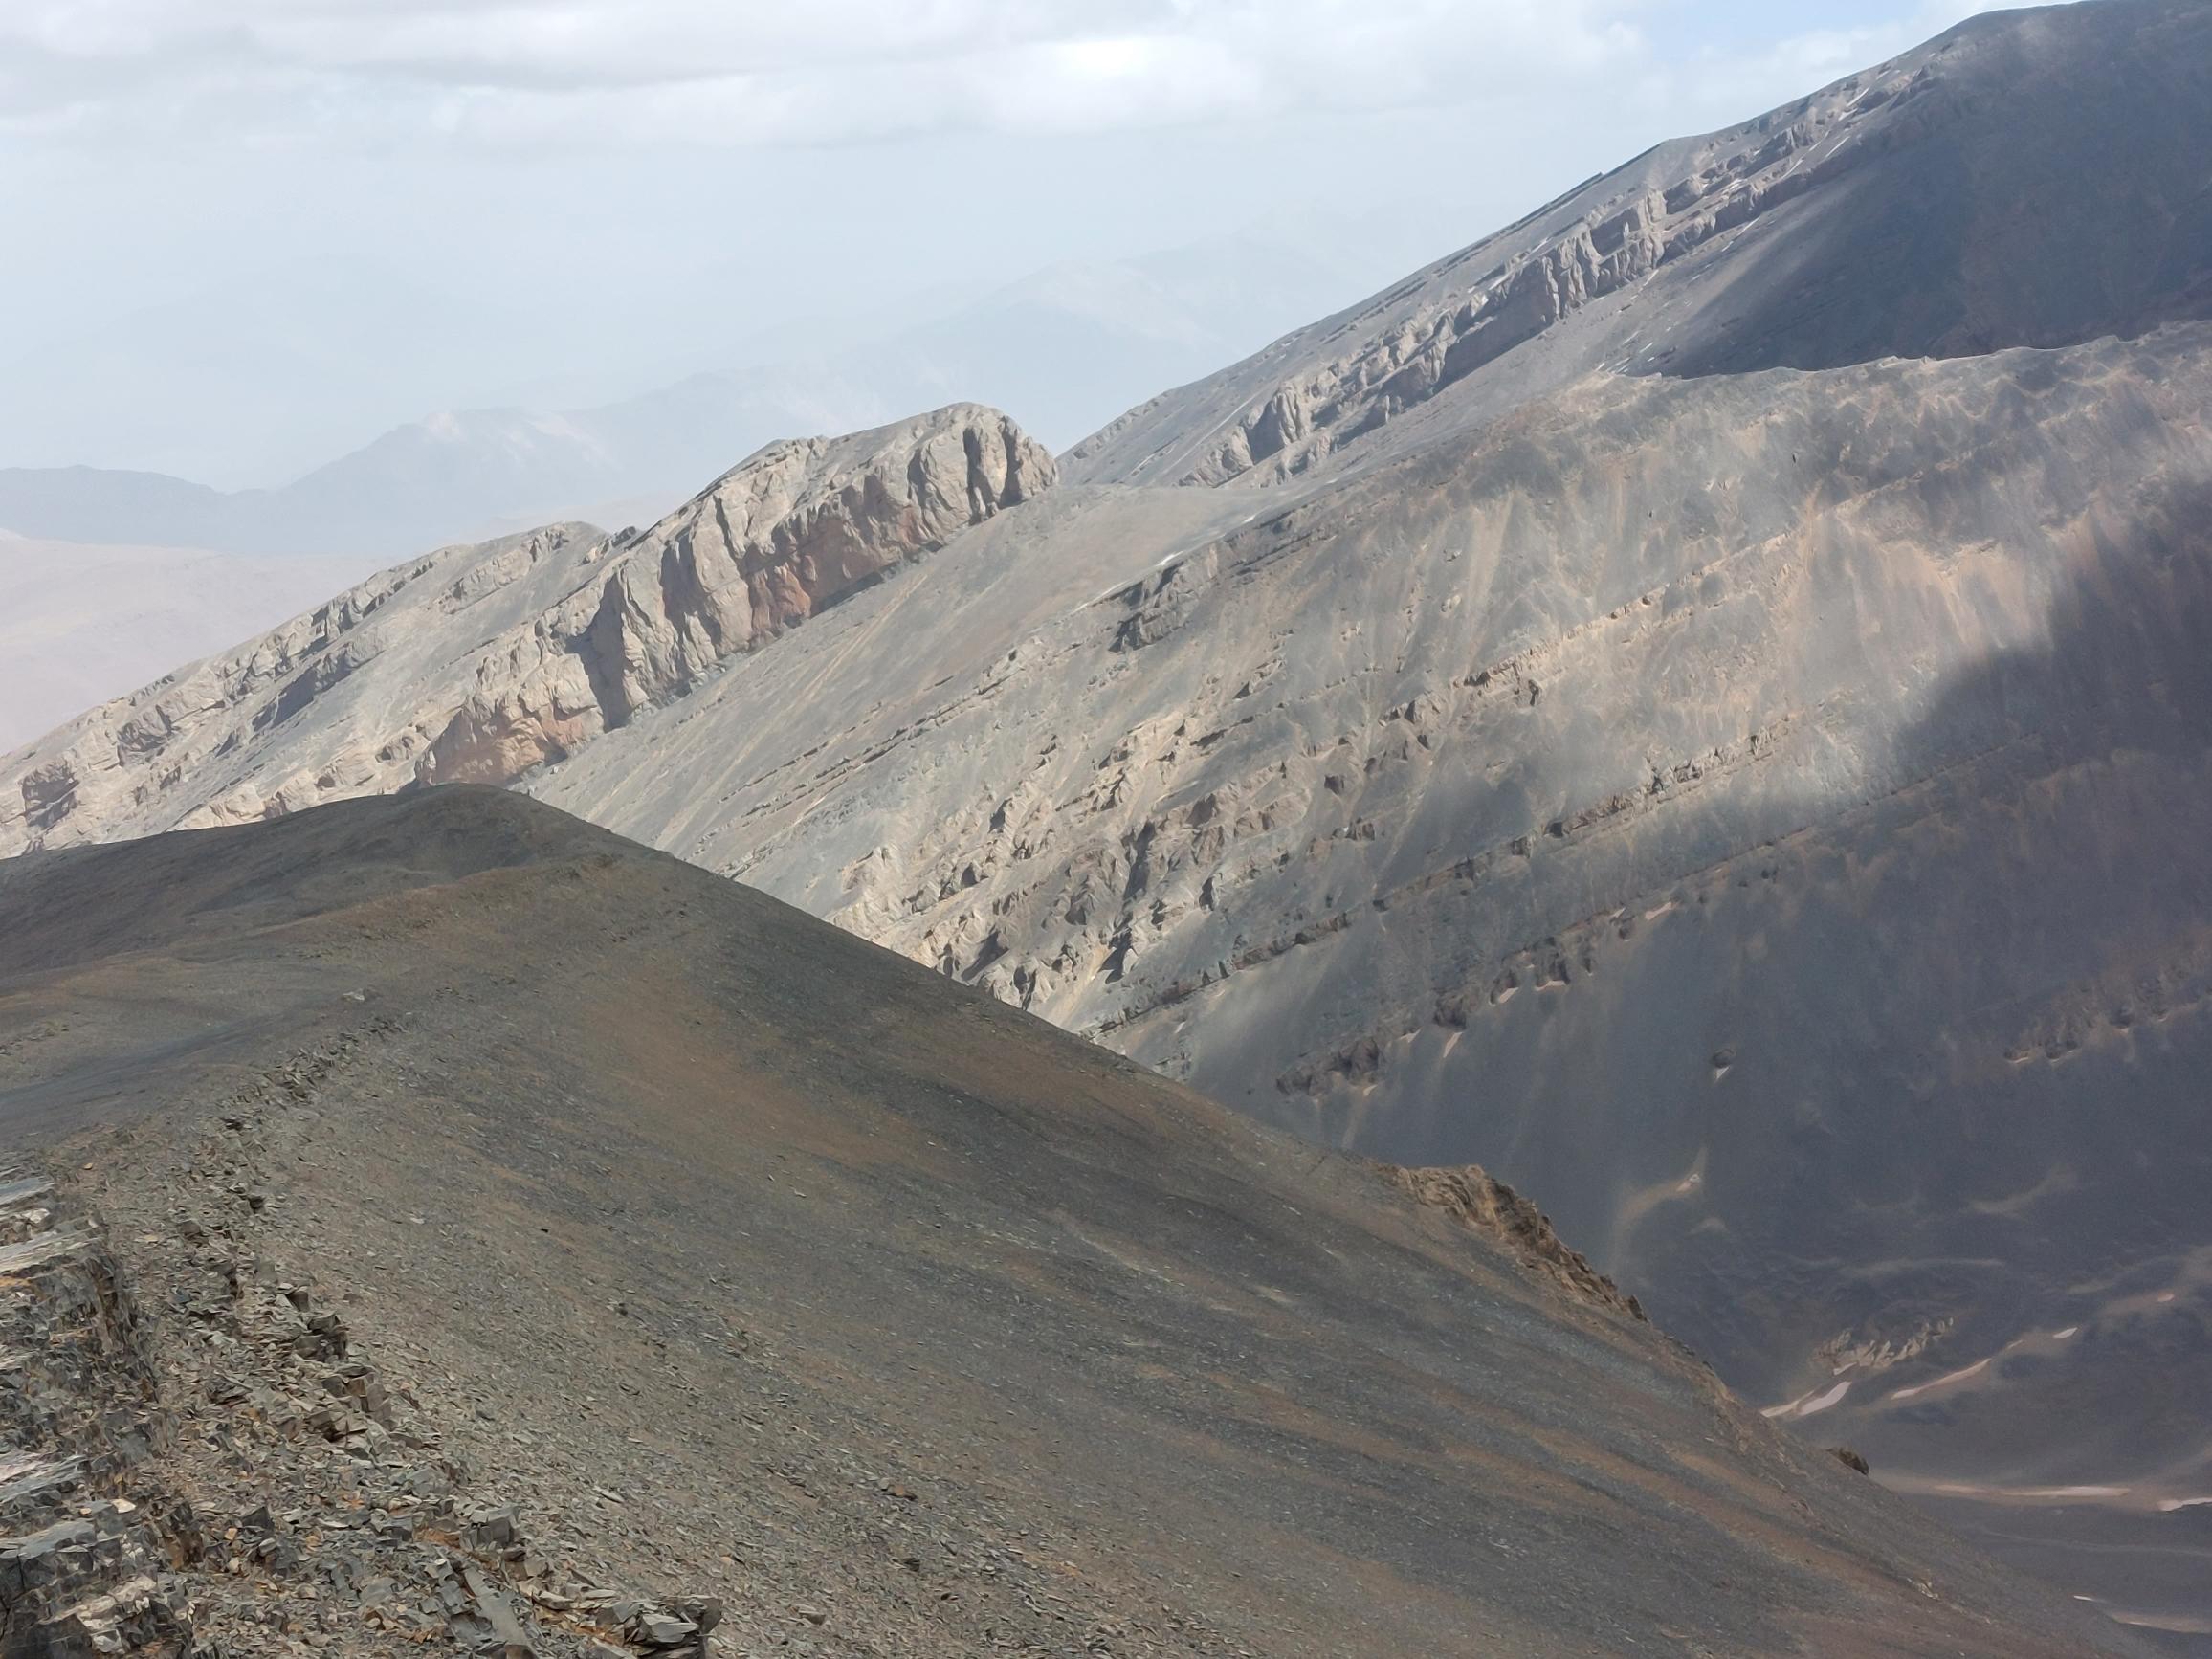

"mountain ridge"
[1065,0,2212,491]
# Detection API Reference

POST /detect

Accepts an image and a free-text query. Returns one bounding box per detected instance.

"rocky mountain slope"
[5,0,2211,1638]
[0,405,1050,851]
[0,787,2153,1657]
[1065,0,2212,491]
[507,327,2212,1646]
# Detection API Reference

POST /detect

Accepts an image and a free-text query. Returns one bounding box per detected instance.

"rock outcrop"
[0,406,1052,852]
[0,1177,197,1659]
[0,1104,730,1658]
[0,540,385,754]
[1382,1162,1645,1322]
[421,408,1050,788]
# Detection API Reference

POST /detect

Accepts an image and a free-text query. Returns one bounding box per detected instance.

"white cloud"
[1,0,1659,146]
[0,0,2043,487]
[4,0,2033,152]
[1666,0,2013,123]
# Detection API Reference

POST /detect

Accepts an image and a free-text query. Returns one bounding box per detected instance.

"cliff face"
[0,406,1052,852]
[421,409,1051,787]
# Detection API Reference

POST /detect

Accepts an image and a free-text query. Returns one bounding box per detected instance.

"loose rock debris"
[0,1109,717,1659]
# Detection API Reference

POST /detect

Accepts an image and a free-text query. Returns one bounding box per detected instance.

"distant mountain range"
[0,232,1374,557]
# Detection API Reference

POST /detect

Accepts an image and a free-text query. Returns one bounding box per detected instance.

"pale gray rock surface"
[0,520,604,853]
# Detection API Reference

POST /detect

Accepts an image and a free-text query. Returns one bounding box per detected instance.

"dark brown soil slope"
[0,788,2148,1656]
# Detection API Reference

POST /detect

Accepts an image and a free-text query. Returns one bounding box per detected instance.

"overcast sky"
[0,0,2012,484]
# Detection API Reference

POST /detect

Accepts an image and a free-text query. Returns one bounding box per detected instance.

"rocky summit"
[0,788,2152,1657]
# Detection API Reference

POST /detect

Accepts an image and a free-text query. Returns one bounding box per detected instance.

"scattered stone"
[461,1504,521,1552]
